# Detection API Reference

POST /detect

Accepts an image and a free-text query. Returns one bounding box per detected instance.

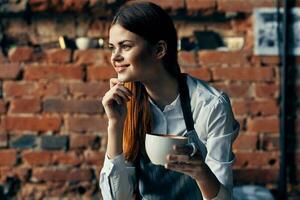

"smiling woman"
[108,24,160,83]
[99,1,239,200]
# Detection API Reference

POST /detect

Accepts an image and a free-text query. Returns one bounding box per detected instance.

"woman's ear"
[155,40,167,59]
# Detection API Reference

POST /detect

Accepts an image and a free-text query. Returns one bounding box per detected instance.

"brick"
[0,63,21,79]
[66,116,107,133]
[231,17,252,32]
[0,100,7,113]
[61,0,88,12]
[182,68,211,81]
[83,150,105,166]
[247,117,279,133]
[233,134,257,150]
[0,51,7,63]
[87,19,110,38]
[8,47,34,62]
[3,18,30,37]
[39,81,68,97]
[45,49,71,63]
[41,135,68,150]
[254,83,279,98]
[232,101,247,116]
[29,0,48,12]
[1,1,27,12]
[0,150,17,166]
[22,151,53,166]
[234,151,279,169]
[24,64,83,80]
[20,183,58,198]
[0,133,8,148]
[212,83,250,98]
[52,151,81,165]
[3,81,39,98]
[236,117,246,131]
[178,51,198,68]
[198,50,249,66]
[4,116,61,132]
[69,135,100,149]
[87,66,116,81]
[148,0,184,10]
[32,168,93,181]
[186,0,216,10]
[233,169,278,184]
[69,82,109,98]
[259,134,279,151]
[10,98,41,113]
[0,120,4,132]
[249,99,279,116]
[232,99,279,116]
[212,67,275,81]
[74,49,111,65]
[252,56,281,66]
[10,135,37,149]
[43,99,102,114]
[218,0,275,13]
[3,81,67,98]
[34,18,56,38]
[0,167,30,183]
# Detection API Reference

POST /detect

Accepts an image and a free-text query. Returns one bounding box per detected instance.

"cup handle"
[186,142,197,157]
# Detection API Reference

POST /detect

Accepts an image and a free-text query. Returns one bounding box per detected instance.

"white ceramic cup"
[145,133,190,166]
[75,37,92,50]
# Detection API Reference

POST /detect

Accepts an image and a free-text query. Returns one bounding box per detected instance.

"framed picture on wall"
[254,8,300,55]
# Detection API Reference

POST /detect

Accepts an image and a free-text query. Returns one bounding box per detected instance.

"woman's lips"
[115,64,129,73]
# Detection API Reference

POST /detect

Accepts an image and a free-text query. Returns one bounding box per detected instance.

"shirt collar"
[148,94,180,112]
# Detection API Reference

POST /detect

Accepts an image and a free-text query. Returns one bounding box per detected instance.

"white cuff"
[103,153,127,176]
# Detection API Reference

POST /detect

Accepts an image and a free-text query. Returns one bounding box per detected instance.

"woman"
[99,1,239,200]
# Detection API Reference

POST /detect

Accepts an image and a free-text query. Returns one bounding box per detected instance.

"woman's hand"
[165,145,221,199]
[102,78,132,124]
[164,145,210,181]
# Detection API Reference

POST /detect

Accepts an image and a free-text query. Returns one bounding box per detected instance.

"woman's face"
[108,24,159,83]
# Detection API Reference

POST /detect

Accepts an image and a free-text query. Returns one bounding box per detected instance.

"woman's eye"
[108,46,116,53]
[122,45,131,50]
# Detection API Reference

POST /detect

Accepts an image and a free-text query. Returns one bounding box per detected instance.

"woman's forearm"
[195,164,220,199]
[106,120,124,159]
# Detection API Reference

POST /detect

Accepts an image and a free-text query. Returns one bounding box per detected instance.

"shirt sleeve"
[204,93,240,199]
[99,153,136,200]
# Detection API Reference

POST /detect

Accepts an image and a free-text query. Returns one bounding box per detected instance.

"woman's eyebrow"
[108,40,134,46]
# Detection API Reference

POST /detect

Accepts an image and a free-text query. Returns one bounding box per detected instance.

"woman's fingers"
[110,78,120,88]
[112,93,124,105]
[166,154,201,164]
[117,85,132,97]
[165,158,206,179]
[167,154,190,163]
[105,80,132,105]
[164,163,198,178]
[115,88,130,102]
[173,144,194,155]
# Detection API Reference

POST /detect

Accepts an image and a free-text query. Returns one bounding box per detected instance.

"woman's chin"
[117,74,131,83]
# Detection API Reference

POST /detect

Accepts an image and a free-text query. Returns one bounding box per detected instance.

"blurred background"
[0,0,299,199]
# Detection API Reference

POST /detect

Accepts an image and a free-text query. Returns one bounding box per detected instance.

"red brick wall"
[0,0,299,199]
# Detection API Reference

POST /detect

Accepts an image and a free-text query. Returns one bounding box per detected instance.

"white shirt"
[99,75,239,200]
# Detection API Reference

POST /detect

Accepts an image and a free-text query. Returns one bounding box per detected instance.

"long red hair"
[123,81,151,163]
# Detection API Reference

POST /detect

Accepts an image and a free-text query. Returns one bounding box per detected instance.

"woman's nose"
[112,49,123,62]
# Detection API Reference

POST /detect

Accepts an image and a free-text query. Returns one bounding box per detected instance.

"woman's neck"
[143,72,179,110]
